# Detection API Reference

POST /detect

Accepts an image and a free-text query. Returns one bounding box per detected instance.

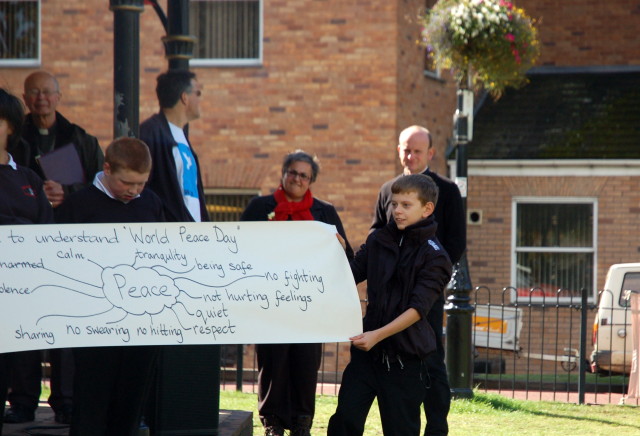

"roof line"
[448,159,640,177]
[529,65,640,75]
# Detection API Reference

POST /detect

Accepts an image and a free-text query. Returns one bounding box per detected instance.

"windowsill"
[190,59,263,68]
[0,59,41,68]
[423,69,446,83]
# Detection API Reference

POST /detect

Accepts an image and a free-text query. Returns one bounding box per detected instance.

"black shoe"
[262,415,285,436]
[291,415,312,436]
[54,404,72,425]
[4,405,36,424]
[264,426,284,436]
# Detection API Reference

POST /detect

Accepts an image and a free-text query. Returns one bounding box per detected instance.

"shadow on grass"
[469,392,640,431]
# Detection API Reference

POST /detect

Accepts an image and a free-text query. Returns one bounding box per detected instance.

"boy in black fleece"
[56,137,165,436]
[328,174,452,436]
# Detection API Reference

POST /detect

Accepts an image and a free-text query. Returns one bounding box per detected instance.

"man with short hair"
[4,70,104,426]
[11,70,104,208]
[139,70,210,434]
[139,69,209,223]
[371,125,466,436]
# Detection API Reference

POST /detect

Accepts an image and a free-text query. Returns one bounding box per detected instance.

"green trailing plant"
[421,0,540,97]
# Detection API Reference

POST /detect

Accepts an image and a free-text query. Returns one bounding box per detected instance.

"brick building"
[0,0,458,251]
[461,0,640,373]
[1,0,639,374]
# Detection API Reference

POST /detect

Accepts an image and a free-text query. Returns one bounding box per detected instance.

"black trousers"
[257,343,322,430]
[70,346,158,436]
[0,353,8,435]
[7,348,74,413]
[423,298,451,436]
[328,347,425,436]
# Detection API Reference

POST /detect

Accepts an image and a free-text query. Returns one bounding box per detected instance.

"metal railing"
[221,287,636,405]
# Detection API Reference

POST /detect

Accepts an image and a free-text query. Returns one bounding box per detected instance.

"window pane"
[516,252,593,297]
[618,272,640,308]
[204,192,256,222]
[517,203,593,247]
[423,0,438,74]
[0,0,38,60]
[190,0,260,60]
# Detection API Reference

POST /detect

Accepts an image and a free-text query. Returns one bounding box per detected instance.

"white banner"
[0,221,362,353]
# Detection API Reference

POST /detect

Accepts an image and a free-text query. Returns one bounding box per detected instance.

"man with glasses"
[4,70,104,425]
[11,70,104,208]
[139,70,210,434]
[140,69,209,223]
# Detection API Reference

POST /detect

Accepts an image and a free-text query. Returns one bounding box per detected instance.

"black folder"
[36,143,85,185]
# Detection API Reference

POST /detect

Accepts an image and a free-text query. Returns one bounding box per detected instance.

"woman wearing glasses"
[241,150,354,436]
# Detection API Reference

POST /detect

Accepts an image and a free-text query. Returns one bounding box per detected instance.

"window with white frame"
[189,0,262,67]
[0,0,39,66]
[512,198,597,303]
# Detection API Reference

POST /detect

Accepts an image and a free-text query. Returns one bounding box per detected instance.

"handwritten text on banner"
[0,221,362,353]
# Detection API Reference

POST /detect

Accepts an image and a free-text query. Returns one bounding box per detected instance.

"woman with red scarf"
[241,150,353,436]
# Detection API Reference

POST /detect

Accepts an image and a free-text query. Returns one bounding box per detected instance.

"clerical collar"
[38,128,49,135]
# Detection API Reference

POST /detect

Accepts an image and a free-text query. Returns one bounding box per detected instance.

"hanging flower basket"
[421,0,540,97]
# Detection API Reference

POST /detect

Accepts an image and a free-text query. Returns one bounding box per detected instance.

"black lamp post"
[110,2,220,434]
[110,0,143,138]
[445,76,475,399]
[147,0,197,71]
[163,0,197,71]
[141,2,221,434]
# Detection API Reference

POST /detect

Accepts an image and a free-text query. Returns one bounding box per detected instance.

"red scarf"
[273,184,314,221]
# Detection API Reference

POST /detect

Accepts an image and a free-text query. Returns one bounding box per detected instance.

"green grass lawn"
[220,390,640,436]
[41,385,640,435]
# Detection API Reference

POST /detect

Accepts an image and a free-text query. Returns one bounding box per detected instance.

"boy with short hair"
[328,174,452,436]
[56,137,165,436]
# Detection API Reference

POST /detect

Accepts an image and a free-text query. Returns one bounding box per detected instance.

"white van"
[590,263,640,374]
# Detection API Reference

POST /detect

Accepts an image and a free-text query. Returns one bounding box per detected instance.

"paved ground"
[1,404,252,436]
[2,406,67,436]
[477,388,637,405]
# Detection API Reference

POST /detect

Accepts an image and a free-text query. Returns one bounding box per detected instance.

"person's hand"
[43,180,64,208]
[336,233,347,251]
[349,331,381,352]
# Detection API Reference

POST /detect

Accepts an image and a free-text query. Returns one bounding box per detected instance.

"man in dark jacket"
[4,70,104,426]
[138,70,210,434]
[371,125,466,435]
[139,70,209,223]
[10,70,104,208]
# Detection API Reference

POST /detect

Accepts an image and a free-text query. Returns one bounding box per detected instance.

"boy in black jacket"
[328,174,452,436]
[56,137,165,436]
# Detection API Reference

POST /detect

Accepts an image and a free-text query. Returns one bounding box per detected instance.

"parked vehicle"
[590,263,640,374]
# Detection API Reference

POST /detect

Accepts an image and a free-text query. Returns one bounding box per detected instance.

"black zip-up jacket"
[351,215,452,360]
[371,168,466,265]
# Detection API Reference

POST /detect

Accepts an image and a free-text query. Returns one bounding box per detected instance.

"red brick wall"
[3,0,638,245]
[2,0,639,376]
[0,0,459,248]
[518,0,640,67]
